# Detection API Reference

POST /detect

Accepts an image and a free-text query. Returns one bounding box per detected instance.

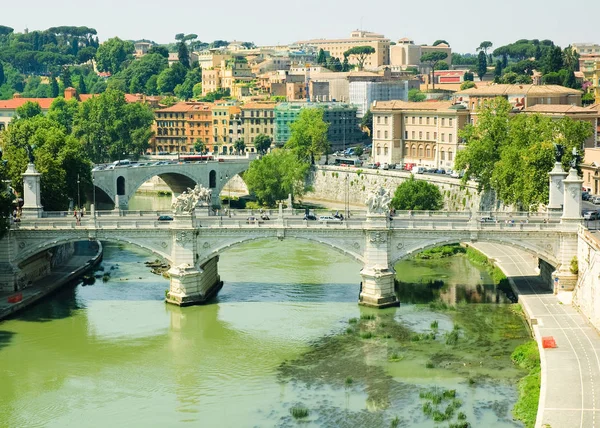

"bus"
[180,155,214,162]
[334,158,362,167]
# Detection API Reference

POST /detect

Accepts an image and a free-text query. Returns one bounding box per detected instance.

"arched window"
[448,150,453,161]
[384,146,388,155]
[209,170,216,189]
[377,146,381,155]
[412,145,416,157]
[404,145,409,155]
[426,146,431,158]
[418,145,424,157]
[441,150,446,161]
[116,176,125,196]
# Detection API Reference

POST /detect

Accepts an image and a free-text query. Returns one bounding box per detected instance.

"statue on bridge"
[553,143,564,163]
[172,184,212,214]
[366,187,392,215]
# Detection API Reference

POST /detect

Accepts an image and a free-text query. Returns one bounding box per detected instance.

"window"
[434,117,437,125]
[441,133,445,142]
[449,118,453,127]
[441,118,445,126]
[448,150,453,161]
[412,116,415,124]
[441,150,446,161]
[449,134,453,143]
[377,116,381,124]
[384,130,388,138]
[384,116,388,125]
[377,146,381,155]
[377,130,381,138]
[419,117,422,124]
[426,132,430,140]
[384,146,388,155]
[404,130,408,139]
[419,131,422,139]
[412,131,415,139]
[412,145,416,157]
[426,146,431,158]
[418,145,423,157]
[434,132,437,139]
[426,117,430,125]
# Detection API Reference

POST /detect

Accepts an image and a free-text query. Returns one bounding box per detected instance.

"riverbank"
[0,241,103,322]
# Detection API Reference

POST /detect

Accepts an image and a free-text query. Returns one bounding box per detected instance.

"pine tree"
[178,41,190,68]
[50,76,59,97]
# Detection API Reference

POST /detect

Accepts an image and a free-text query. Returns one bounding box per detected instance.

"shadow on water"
[10,282,85,323]
[0,330,15,351]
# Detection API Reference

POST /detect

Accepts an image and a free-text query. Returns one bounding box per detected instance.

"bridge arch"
[14,235,172,268]
[390,236,559,268]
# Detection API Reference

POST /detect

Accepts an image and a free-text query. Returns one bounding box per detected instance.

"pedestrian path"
[472,242,600,428]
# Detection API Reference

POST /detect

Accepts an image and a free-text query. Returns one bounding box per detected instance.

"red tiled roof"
[156,102,213,112]
[0,97,54,110]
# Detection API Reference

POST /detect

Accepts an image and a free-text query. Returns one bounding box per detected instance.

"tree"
[95,37,134,75]
[464,71,474,81]
[456,97,593,209]
[16,101,42,119]
[178,40,190,69]
[233,138,246,154]
[542,46,563,74]
[193,139,205,153]
[285,108,330,164]
[460,81,476,90]
[50,75,59,97]
[477,41,493,62]
[343,46,376,71]
[420,51,448,90]
[433,40,449,46]
[0,61,4,85]
[77,74,87,94]
[148,45,169,58]
[434,61,449,70]
[390,175,443,210]
[157,62,187,94]
[494,60,503,79]
[360,110,373,136]
[408,88,426,102]
[563,45,580,72]
[253,134,272,154]
[563,69,577,89]
[61,66,72,88]
[47,96,79,134]
[353,146,364,157]
[342,56,350,72]
[317,49,326,65]
[476,51,487,81]
[244,149,311,207]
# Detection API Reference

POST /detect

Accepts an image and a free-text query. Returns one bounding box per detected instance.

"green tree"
[77,74,87,94]
[434,61,449,70]
[460,81,476,90]
[361,110,373,136]
[175,68,202,100]
[0,147,14,239]
[456,97,592,209]
[95,37,134,75]
[390,175,443,210]
[178,40,190,69]
[476,51,487,81]
[73,89,154,163]
[542,46,563,74]
[285,108,330,164]
[0,62,4,85]
[477,41,493,62]
[157,62,187,94]
[244,149,311,206]
[61,66,72,88]
[420,51,448,90]
[343,46,376,71]
[563,69,577,89]
[193,139,205,153]
[342,56,350,72]
[563,45,580,71]
[50,75,59,97]
[317,49,327,65]
[47,96,79,134]
[433,40,449,46]
[408,88,426,102]
[16,101,42,119]
[147,45,169,58]
[234,138,246,154]
[464,71,474,81]
[253,134,272,154]
[353,146,364,157]
[494,60,503,79]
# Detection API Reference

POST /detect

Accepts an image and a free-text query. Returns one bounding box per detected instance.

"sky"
[2,0,598,53]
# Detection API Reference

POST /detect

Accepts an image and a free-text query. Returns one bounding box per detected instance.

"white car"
[319,215,342,222]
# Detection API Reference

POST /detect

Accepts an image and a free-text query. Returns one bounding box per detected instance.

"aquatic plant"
[511,341,541,428]
[360,331,373,339]
[390,416,400,428]
[425,361,435,369]
[345,327,354,334]
[360,314,376,320]
[102,273,110,282]
[445,329,460,346]
[345,376,353,386]
[431,320,439,330]
[388,352,403,362]
[348,317,358,324]
[290,405,310,419]
[457,411,467,420]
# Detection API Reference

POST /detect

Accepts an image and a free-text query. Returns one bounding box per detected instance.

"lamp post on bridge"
[77,174,80,210]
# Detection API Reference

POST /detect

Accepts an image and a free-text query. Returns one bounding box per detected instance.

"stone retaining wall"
[574,230,600,330]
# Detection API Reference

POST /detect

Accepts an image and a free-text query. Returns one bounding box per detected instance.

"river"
[0,195,530,427]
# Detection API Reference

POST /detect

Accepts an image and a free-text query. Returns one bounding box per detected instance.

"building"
[572,43,600,56]
[274,102,360,150]
[390,39,452,70]
[348,71,419,116]
[296,30,390,70]
[201,57,255,97]
[134,41,153,58]
[454,84,583,111]
[239,102,276,149]
[370,100,470,170]
[212,102,242,154]
[152,102,213,154]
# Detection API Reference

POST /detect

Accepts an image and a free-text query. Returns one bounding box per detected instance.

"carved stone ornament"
[27,181,33,190]
[555,180,561,190]
[161,241,168,248]
[369,231,387,244]
[172,184,212,214]
[569,187,577,199]
[176,231,190,244]
[352,242,360,249]
[203,242,210,249]
[366,187,392,215]
[396,242,404,250]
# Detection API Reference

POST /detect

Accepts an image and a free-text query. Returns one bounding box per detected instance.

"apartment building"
[390,38,452,70]
[274,102,360,149]
[296,30,390,70]
[212,102,242,154]
[370,100,470,170]
[239,102,276,149]
[153,102,213,153]
[348,71,420,116]
[201,57,254,96]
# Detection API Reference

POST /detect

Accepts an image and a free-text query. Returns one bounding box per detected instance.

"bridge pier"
[165,256,223,306]
[359,215,399,308]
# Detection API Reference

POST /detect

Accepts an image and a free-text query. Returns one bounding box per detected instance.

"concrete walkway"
[0,245,101,321]
[472,242,600,428]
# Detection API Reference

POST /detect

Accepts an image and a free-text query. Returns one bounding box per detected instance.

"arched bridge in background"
[92,158,252,210]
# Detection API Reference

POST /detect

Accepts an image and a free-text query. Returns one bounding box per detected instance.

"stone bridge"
[0,211,580,308]
[92,158,251,210]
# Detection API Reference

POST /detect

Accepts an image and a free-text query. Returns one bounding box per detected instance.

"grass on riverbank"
[511,341,541,428]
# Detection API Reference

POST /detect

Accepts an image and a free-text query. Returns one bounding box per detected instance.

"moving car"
[319,215,342,222]
[303,214,317,220]
[246,216,264,224]
[157,215,173,222]
[479,216,495,223]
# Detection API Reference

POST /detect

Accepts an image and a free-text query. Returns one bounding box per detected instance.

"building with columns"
[370,100,470,169]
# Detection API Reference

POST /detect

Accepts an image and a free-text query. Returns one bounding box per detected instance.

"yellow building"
[296,30,390,70]
[153,102,214,154]
[239,102,276,149]
[371,100,470,170]
[212,102,242,154]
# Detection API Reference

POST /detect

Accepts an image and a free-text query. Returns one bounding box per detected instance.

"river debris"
[145,259,170,276]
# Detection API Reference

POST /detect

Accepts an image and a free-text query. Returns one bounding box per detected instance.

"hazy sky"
[3,0,598,53]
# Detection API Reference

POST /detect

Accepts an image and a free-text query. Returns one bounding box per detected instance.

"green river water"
[0,195,530,428]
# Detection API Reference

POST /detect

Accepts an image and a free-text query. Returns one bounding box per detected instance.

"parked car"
[319,215,342,222]
[415,167,425,174]
[435,168,446,174]
[365,163,377,169]
[584,211,600,220]
[426,167,437,173]
[157,215,173,222]
[381,163,389,170]
[583,191,591,201]
[593,196,600,205]
[480,216,495,223]
[246,216,264,224]
[303,214,317,220]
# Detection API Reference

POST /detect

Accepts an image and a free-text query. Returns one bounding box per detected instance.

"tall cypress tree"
[317,49,326,65]
[78,74,87,94]
[61,66,72,88]
[477,51,487,81]
[178,42,190,69]
[50,75,59,97]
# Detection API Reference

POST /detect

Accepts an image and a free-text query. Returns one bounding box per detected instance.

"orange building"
[152,102,214,154]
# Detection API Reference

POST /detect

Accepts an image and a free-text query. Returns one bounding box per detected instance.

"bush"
[290,405,310,419]
[570,256,578,275]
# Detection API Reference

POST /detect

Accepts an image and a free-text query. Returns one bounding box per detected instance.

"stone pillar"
[561,167,583,223]
[21,163,43,218]
[548,162,568,212]
[165,226,222,306]
[0,233,20,292]
[359,214,399,308]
